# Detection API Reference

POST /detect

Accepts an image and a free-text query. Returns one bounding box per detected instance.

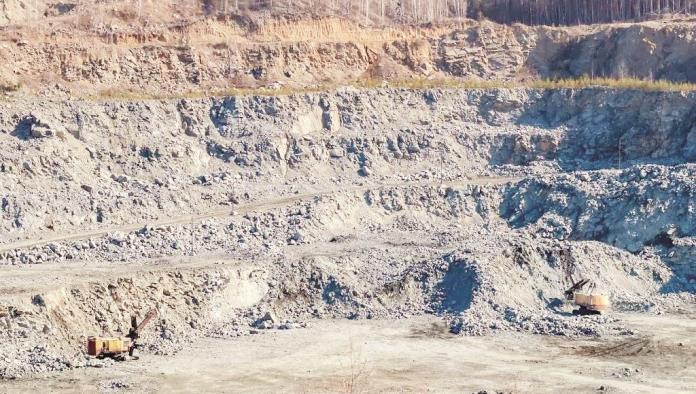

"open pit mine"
[0,1,694,393]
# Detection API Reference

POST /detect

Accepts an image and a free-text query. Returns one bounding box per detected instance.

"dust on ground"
[2,313,694,394]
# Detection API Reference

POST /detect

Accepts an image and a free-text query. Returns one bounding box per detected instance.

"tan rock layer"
[2,16,696,96]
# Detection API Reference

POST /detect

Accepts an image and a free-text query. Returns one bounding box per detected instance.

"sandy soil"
[2,312,694,394]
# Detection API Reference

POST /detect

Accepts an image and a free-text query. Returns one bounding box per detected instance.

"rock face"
[2,87,696,244]
[1,2,695,384]
[502,166,696,250]
[3,14,696,96]
[0,86,694,378]
[500,165,696,285]
[2,87,696,269]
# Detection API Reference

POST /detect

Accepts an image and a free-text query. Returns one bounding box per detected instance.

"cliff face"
[2,16,696,96]
[0,3,694,384]
[2,87,695,253]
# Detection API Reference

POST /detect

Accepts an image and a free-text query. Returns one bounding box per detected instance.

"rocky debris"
[610,367,643,379]
[385,236,671,337]
[0,181,497,266]
[28,119,52,139]
[3,88,696,242]
[0,266,245,378]
[99,379,130,391]
[1,88,695,379]
[253,312,277,329]
[0,346,72,378]
[501,164,696,292]
[250,312,306,330]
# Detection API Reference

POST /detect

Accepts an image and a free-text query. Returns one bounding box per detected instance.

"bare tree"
[194,0,694,26]
[477,0,695,25]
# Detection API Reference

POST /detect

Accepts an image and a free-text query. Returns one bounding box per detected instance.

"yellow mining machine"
[87,308,158,360]
[564,278,610,315]
[559,247,610,315]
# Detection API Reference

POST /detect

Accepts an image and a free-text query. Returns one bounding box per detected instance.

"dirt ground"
[2,311,694,394]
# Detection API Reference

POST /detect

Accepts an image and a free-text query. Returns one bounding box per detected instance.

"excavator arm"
[135,309,158,333]
[564,278,591,300]
[126,308,158,357]
[127,308,157,340]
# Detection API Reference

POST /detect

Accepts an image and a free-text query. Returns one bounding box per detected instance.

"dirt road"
[0,176,519,254]
[2,313,693,393]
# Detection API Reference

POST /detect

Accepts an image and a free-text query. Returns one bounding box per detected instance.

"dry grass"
[92,85,333,101]
[371,76,696,91]
[89,76,696,101]
[528,76,696,91]
[340,339,371,394]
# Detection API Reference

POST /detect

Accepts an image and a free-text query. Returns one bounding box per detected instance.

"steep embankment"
[3,87,696,243]
[1,88,695,287]
[3,16,696,95]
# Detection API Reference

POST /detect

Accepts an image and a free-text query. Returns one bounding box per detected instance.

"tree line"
[205,0,469,23]
[198,0,696,26]
[478,0,696,25]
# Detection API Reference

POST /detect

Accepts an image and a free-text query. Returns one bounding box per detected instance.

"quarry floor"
[2,313,694,394]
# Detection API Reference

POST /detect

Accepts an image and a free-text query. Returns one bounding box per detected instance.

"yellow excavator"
[559,247,610,315]
[565,277,610,315]
[87,308,158,360]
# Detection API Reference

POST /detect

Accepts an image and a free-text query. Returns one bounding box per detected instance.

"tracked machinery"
[564,278,610,315]
[559,247,611,316]
[87,308,158,360]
